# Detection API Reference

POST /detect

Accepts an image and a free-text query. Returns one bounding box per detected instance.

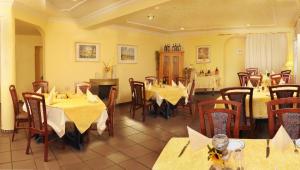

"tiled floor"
[0,92,269,169]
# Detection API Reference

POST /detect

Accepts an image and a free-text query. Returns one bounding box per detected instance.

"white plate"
[227,139,245,151]
[295,139,300,148]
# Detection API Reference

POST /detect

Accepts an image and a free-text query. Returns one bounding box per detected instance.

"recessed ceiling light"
[154,6,160,10]
[180,27,185,30]
[147,15,155,20]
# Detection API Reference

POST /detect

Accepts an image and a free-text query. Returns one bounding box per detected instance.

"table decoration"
[208,134,230,169]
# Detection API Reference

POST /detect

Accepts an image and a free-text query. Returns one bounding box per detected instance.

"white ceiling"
[13,0,300,33]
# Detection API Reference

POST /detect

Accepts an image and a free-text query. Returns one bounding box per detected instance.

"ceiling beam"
[77,0,171,28]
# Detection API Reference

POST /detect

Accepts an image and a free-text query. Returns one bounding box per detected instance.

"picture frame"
[75,42,99,61]
[117,44,137,64]
[196,46,211,63]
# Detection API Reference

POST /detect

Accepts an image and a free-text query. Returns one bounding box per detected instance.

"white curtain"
[245,33,287,73]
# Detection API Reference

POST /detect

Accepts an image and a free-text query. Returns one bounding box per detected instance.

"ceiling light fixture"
[180,27,185,30]
[147,15,155,20]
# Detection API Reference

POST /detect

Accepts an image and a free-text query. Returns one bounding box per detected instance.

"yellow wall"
[44,21,165,103]
[15,35,42,96]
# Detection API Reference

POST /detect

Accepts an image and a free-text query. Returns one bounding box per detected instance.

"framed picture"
[196,46,210,63]
[75,43,99,61]
[117,44,137,64]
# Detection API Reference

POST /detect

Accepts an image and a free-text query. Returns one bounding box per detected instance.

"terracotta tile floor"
[0,92,269,169]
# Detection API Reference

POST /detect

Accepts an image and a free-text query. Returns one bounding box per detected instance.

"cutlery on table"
[178,140,190,157]
[293,140,298,153]
[266,139,270,158]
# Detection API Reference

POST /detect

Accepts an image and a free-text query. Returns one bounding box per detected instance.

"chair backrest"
[249,74,262,87]
[281,74,291,84]
[129,78,134,98]
[22,92,48,133]
[237,72,249,86]
[198,99,241,138]
[281,70,291,75]
[270,74,282,85]
[132,81,146,106]
[267,97,300,139]
[176,77,188,86]
[75,82,91,94]
[269,85,300,109]
[246,68,258,75]
[107,86,117,121]
[220,87,253,127]
[145,76,157,84]
[187,80,195,102]
[9,85,20,117]
[32,81,49,93]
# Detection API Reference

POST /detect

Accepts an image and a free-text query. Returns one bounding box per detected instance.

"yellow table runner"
[153,138,299,170]
[49,94,106,133]
[216,90,271,119]
[146,85,188,105]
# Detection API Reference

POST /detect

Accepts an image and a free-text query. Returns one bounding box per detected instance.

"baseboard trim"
[0,129,13,134]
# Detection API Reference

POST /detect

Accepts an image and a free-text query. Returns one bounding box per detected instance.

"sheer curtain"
[245,33,287,73]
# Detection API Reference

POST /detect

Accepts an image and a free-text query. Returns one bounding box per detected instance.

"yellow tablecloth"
[146,85,188,105]
[216,90,271,119]
[50,94,106,133]
[153,138,299,170]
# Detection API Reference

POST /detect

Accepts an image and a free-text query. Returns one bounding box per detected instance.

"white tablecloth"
[195,75,220,90]
[22,100,108,138]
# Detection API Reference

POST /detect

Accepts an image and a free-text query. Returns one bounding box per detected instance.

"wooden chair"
[145,76,157,84]
[175,76,188,86]
[281,74,291,84]
[89,86,117,136]
[9,85,28,142]
[246,68,258,75]
[175,80,195,116]
[281,70,291,75]
[32,80,49,93]
[269,85,300,109]
[75,82,91,94]
[198,99,241,138]
[129,78,134,113]
[267,97,300,139]
[220,87,255,136]
[132,81,153,122]
[23,92,56,162]
[270,74,282,85]
[237,72,249,86]
[249,74,262,87]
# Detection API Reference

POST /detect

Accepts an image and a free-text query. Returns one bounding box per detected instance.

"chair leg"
[44,135,48,162]
[12,121,17,142]
[188,103,193,115]
[142,105,146,122]
[25,131,31,154]
[132,105,136,119]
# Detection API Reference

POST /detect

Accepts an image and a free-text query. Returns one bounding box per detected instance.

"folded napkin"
[49,86,56,95]
[87,89,99,103]
[271,125,294,152]
[147,83,152,90]
[36,88,42,94]
[76,86,84,95]
[247,81,253,87]
[187,126,211,150]
[171,80,177,87]
[279,78,286,85]
[178,81,185,88]
[46,91,55,105]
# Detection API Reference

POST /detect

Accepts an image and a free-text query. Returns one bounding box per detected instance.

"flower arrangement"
[103,61,112,73]
[207,144,224,166]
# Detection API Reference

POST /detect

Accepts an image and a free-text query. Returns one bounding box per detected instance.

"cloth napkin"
[247,81,253,87]
[36,88,42,94]
[87,89,99,103]
[178,81,185,88]
[171,80,177,87]
[46,91,55,105]
[147,83,152,90]
[187,126,211,150]
[76,86,84,95]
[271,125,294,152]
[49,86,56,95]
[279,78,286,85]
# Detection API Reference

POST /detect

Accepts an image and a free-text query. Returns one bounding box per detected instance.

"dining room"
[1,0,300,169]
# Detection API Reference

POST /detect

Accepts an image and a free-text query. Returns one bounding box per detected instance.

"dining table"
[153,137,300,170]
[22,93,108,148]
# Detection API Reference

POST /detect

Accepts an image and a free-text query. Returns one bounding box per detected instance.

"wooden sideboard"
[89,79,119,100]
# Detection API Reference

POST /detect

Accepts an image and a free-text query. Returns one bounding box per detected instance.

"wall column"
[0,0,16,131]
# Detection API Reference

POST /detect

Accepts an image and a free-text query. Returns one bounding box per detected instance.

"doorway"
[35,46,43,81]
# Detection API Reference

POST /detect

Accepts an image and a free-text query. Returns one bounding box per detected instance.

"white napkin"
[171,80,177,87]
[49,86,56,95]
[36,88,42,94]
[87,89,99,103]
[147,83,152,90]
[271,71,275,74]
[247,81,253,87]
[279,78,286,85]
[187,126,211,150]
[76,86,84,95]
[46,91,55,105]
[271,125,294,152]
[178,81,185,88]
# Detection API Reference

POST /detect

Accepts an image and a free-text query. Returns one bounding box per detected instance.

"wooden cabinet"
[158,51,184,84]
